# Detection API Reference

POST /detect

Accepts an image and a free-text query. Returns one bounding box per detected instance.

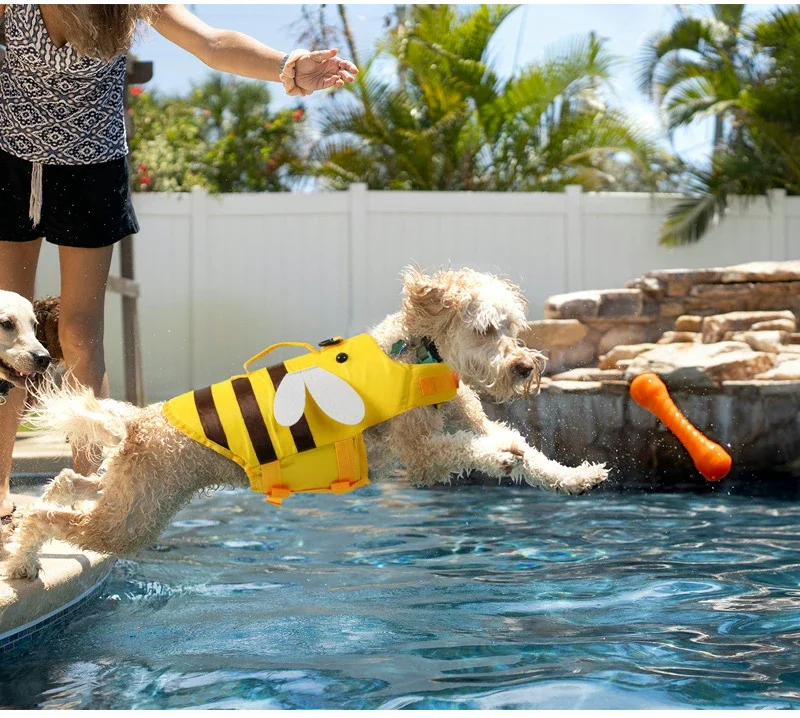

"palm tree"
[310,5,662,192]
[292,4,360,67]
[637,4,752,154]
[653,7,800,245]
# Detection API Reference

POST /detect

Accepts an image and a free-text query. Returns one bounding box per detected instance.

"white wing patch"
[273,371,308,427]
[273,367,365,427]
[303,368,365,426]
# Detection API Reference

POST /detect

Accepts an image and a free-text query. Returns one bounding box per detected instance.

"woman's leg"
[0,239,43,518]
[58,244,115,476]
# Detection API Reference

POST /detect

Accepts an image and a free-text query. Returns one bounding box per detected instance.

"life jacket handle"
[244,341,319,373]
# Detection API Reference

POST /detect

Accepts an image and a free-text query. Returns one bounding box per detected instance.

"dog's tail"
[25,377,135,457]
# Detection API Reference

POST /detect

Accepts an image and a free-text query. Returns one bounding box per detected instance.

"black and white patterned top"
[0,4,127,165]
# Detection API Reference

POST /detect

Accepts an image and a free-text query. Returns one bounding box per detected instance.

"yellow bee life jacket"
[162,334,459,505]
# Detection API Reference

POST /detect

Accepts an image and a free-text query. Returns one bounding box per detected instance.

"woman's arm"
[150,5,356,93]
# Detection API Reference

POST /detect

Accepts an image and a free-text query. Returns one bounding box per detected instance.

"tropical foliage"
[307,5,665,192]
[129,74,306,193]
[637,4,752,153]
[121,3,800,248]
[638,5,800,245]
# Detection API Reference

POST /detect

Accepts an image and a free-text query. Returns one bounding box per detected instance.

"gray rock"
[622,341,776,387]
[720,260,800,283]
[598,343,657,370]
[701,310,796,343]
[658,331,700,344]
[522,319,588,349]
[729,330,791,354]
[673,315,703,332]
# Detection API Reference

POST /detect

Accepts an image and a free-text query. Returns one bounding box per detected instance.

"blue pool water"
[3,481,800,708]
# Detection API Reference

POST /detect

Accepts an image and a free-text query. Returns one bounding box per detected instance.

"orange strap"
[419,372,458,397]
[331,439,358,493]
[261,462,289,504]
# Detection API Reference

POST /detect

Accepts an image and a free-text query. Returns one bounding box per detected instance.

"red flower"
[137,164,148,173]
[139,176,151,187]
[130,86,144,97]
[292,109,304,122]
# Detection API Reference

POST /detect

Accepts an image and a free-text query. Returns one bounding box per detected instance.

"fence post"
[564,184,584,292]
[348,183,368,335]
[768,188,787,261]
[189,186,207,386]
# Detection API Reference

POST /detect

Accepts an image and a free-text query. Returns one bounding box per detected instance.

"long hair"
[51,4,163,60]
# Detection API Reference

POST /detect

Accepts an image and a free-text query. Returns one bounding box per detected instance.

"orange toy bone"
[629,372,732,481]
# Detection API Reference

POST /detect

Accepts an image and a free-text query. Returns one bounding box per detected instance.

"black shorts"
[0,147,139,248]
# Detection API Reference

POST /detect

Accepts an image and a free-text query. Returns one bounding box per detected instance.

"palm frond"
[659,191,726,246]
[635,16,719,98]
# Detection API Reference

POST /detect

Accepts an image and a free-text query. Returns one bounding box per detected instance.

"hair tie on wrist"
[280,49,314,97]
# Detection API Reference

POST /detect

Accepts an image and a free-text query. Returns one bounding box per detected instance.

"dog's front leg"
[389,410,608,494]
[463,420,609,494]
[41,469,103,505]
[439,385,498,435]
[441,384,610,493]
[387,410,527,486]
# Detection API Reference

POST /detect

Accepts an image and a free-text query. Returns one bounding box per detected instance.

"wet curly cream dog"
[5,268,608,580]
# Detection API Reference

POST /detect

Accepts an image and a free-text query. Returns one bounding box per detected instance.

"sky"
[131,2,786,167]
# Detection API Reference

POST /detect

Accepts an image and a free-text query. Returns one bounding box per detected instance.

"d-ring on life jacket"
[162,334,459,505]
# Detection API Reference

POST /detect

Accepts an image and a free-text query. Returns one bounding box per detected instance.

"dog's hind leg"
[41,469,103,505]
[4,504,84,580]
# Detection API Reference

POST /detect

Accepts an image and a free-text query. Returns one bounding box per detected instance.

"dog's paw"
[518,446,610,494]
[5,554,41,581]
[41,476,73,505]
[555,462,610,495]
[471,434,526,477]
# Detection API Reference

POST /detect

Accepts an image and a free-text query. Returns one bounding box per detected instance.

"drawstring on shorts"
[29,162,43,226]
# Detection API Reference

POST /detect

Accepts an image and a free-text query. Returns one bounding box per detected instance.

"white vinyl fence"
[33,185,800,401]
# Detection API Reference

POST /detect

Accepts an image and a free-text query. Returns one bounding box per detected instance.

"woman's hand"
[294,49,358,92]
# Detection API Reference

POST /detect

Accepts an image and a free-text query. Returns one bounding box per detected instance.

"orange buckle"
[330,480,353,495]
[266,486,292,505]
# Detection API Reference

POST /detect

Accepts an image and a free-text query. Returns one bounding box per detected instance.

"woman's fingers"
[310,48,339,62]
[322,75,344,88]
[338,59,359,75]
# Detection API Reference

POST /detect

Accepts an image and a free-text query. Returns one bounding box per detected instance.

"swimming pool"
[2,480,800,709]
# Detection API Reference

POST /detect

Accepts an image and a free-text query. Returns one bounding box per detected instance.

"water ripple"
[4,483,800,708]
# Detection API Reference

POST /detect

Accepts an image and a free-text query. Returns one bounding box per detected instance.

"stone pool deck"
[1,436,111,655]
[0,494,113,655]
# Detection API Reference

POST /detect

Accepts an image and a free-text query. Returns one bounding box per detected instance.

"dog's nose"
[514,361,534,379]
[31,350,51,371]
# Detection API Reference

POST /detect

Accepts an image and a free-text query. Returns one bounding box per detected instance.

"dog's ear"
[33,295,62,362]
[401,267,457,336]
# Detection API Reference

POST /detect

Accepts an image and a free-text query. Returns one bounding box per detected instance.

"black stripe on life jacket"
[267,362,317,453]
[194,385,230,450]
[231,375,278,465]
